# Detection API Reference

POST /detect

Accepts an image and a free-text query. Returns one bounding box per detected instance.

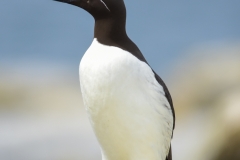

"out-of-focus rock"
[170,42,240,160]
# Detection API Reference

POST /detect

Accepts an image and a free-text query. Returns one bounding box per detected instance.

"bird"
[54,0,175,160]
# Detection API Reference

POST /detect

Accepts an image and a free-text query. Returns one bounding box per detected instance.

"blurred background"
[1,0,240,160]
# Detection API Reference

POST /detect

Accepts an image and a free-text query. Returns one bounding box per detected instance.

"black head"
[54,0,126,20]
[54,0,130,52]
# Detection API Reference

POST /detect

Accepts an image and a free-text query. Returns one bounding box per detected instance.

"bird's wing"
[112,39,175,133]
[166,145,172,160]
[153,70,175,131]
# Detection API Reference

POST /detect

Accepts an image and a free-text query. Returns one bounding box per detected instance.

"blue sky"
[1,0,240,76]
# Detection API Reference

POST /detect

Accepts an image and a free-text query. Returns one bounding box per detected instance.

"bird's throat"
[94,17,127,45]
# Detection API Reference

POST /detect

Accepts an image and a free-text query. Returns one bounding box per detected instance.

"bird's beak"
[53,0,93,17]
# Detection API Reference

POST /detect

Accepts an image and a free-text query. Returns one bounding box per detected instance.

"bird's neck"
[94,17,128,45]
[93,16,146,62]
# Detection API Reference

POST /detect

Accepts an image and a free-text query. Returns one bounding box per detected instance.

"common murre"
[54,0,175,160]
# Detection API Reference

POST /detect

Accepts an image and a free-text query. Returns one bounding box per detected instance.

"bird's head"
[54,0,126,20]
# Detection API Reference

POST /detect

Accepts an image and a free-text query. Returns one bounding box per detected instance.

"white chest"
[79,39,173,160]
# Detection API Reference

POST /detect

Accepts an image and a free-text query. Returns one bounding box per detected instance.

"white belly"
[79,39,173,160]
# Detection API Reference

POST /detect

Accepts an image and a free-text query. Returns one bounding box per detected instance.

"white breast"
[79,39,173,160]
